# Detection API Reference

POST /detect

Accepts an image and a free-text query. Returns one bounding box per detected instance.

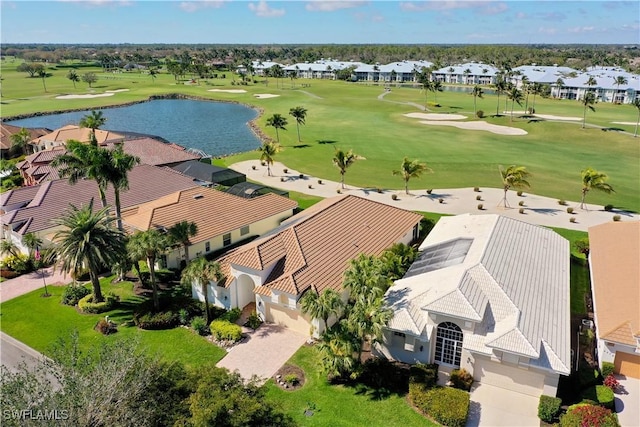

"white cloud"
[538,26,557,35]
[567,26,595,34]
[248,0,285,17]
[305,1,368,12]
[400,1,507,15]
[57,0,132,6]
[179,1,226,13]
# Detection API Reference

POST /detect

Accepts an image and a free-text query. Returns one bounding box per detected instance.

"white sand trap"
[534,114,582,121]
[418,120,528,135]
[207,89,247,93]
[56,93,115,100]
[612,121,637,125]
[404,113,467,120]
[105,89,129,93]
[254,94,280,99]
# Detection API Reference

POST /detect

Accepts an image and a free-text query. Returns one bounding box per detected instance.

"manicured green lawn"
[3,58,638,212]
[549,227,590,316]
[264,345,435,427]
[0,276,225,368]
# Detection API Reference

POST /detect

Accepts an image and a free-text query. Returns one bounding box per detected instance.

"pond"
[6,99,262,157]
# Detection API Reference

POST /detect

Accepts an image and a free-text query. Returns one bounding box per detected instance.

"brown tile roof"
[0,165,199,236]
[589,221,640,346]
[104,138,201,166]
[0,124,50,151]
[121,187,297,243]
[33,125,124,145]
[217,195,423,298]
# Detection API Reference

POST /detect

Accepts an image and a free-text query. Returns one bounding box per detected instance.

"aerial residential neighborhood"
[1,1,639,427]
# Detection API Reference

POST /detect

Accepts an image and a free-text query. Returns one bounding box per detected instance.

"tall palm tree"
[9,127,31,156]
[342,254,387,301]
[168,220,198,266]
[520,76,531,113]
[393,157,431,195]
[332,148,360,190]
[499,165,531,208]
[418,71,432,108]
[38,69,48,93]
[471,85,484,116]
[22,232,43,259]
[67,69,80,89]
[265,113,287,143]
[258,141,281,177]
[181,258,221,324]
[127,229,169,312]
[51,201,126,302]
[288,106,307,142]
[300,288,343,334]
[555,78,565,99]
[613,76,628,103]
[431,80,443,103]
[530,82,544,113]
[347,292,393,361]
[105,144,139,231]
[633,99,640,137]
[52,141,110,208]
[0,239,20,258]
[493,76,507,116]
[317,325,360,379]
[580,168,614,210]
[507,87,523,121]
[79,110,107,146]
[581,92,596,129]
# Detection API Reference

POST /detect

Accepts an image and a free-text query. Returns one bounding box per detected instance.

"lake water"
[6,99,262,157]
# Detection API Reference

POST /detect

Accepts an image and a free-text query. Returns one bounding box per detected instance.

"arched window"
[435,322,463,367]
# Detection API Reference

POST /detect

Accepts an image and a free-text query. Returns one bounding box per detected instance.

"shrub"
[134,311,179,330]
[477,204,483,210]
[376,187,383,193]
[78,293,119,314]
[221,307,242,323]
[317,179,323,184]
[567,207,574,214]
[518,200,525,206]
[450,369,473,391]
[519,208,525,214]
[476,195,482,201]
[299,174,304,179]
[191,316,209,336]
[604,204,614,211]
[95,318,117,335]
[61,284,90,306]
[280,177,285,182]
[603,374,620,392]
[210,319,243,342]
[476,110,484,118]
[601,362,615,378]
[392,194,398,200]
[178,308,190,325]
[538,395,562,423]
[578,363,601,388]
[410,386,470,427]
[426,189,432,194]
[1,254,34,275]
[308,184,313,189]
[582,385,615,410]
[570,217,577,223]
[409,363,438,389]
[284,374,299,386]
[261,161,267,166]
[612,215,621,222]
[560,404,618,427]
[473,187,480,192]
[246,311,262,330]
[517,190,524,196]
[336,189,342,194]
[283,168,288,173]
[439,198,444,204]
[558,199,567,206]
[251,165,256,170]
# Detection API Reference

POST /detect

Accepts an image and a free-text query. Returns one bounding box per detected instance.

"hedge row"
[134,311,179,330]
[210,320,242,342]
[409,384,470,427]
[581,385,615,410]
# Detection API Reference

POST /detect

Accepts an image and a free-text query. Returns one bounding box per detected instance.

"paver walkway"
[216,324,307,384]
[231,160,639,232]
[0,266,69,303]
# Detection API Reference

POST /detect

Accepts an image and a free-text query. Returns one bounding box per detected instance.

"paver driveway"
[216,324,307,384]
[466,383,539,427]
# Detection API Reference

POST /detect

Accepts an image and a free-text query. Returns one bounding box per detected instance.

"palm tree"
[127,229,169,312]
[288,106,307,142]
[51,201,126,302]
[9,127,31,156]
[38,69,48,93]
[520,76,530,113]
[67,69,80,89]
[380,243,417,282]
[463,68,472,85]
[317,326,360,378]
[79,110,107,146]
[471,85,484,116]
[332,148,360,190]
[347,292,393,361]
[22,232,43,259]
[168,220,198,266]
[580,168,614,210]
[633,99,640,137]
[300,288,343,334]
[507,87,523,122]
[493,76,507,116]
[52,141,110,208]
[181,258,221,324]
[431,80,443,103]
[581,92,596,129]
[105,144,139,231]
[530,82,544,113]
[555,78,565,99]
[613,76,628,103]
[418,71,432,108]
[0,240,20,258]
[499,165,531,208]
[342,254,387,301]
[265,113,287,143]
[258,141,281,177]
[393,157,430,195]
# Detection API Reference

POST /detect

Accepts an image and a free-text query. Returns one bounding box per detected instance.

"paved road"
[0,332,46,373]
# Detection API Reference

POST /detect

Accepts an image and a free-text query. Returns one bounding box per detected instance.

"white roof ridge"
[486,324,539,358]
[541,339,570,374]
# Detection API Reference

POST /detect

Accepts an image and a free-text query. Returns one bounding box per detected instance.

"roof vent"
[193,194,204,200]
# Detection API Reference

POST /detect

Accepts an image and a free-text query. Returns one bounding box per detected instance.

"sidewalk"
[0,266,69,303]
[230,160,639,232]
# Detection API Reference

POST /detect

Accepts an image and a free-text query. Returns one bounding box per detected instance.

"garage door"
[614,352,640,379]
[265,304,311,335]
[473,357,546,397]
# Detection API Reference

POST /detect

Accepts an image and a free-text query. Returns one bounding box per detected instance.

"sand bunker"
[534,114,582,121]
[56,93,115,100]
[418,120,528,135]
[612,121,637,125]
[105,89,129,93]
[405,113,467,120]
[254,94,280,99]
[207,89,247,93]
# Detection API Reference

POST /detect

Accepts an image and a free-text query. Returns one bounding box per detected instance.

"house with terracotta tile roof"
[0,165,199,256]
[191,195,423,335]
[0,124,51,157]
[589,221,640,379]
[121,187,297,269]
[31,125,125,152]
[377,214,571,398]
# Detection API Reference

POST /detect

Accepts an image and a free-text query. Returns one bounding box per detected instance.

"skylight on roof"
[404,238,473,277]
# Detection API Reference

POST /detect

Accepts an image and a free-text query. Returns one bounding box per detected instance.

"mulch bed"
[273,364,305,391]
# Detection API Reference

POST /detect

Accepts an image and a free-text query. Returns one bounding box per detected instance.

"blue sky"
[1,1,638,44]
